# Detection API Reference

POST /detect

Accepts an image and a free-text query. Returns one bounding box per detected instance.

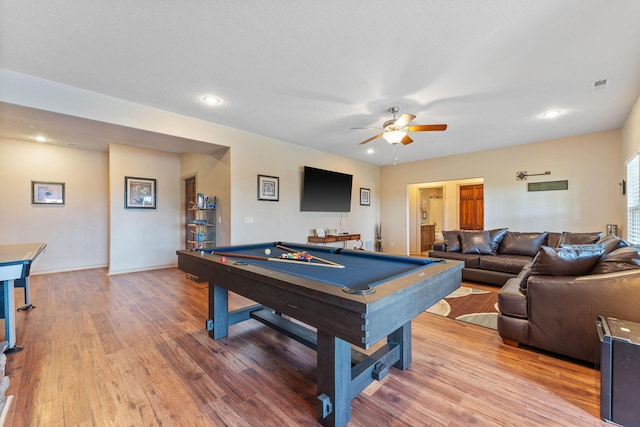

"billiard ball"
[264,248,271,255]
[220,256,227,263]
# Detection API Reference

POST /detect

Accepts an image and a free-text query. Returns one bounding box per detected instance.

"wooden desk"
[308,234,361,247]
[0,243,46,353]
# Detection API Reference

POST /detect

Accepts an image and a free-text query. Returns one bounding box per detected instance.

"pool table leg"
[208,284,229,339]
[316,330,351,427]
[388,321,412,369]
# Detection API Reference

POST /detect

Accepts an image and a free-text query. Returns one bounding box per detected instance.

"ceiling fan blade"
[401,134,413,145]
[358,133,383,145]
[406,124,448,132]
[351,126,383,130]
[393,113,416,127]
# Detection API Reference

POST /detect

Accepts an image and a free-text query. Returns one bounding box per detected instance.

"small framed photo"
[258,175,279,201]
[125,176,157,209]
[360,188,370,206]
[32,181,65,205]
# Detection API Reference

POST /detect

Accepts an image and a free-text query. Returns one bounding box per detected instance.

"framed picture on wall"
[360,188,370,206]
[32,181,65,205]
[124,176,157,209]
[258,175,279,201]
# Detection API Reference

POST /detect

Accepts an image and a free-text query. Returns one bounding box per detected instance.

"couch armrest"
[498,277,528,318]
[432,242,446,251]
[526,270,640,362]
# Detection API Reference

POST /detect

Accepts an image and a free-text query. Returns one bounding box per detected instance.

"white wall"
[0,139,109,273]
[108,144,181,274]
[381,130,624,255]
[228,136,379,246]
[622,95,640,162]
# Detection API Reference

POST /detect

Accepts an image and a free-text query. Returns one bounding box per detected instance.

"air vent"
[590,78,609,92]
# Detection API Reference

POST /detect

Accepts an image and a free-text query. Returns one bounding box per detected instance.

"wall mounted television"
[301,166,353,212]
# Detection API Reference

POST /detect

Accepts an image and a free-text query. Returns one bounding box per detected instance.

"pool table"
[176,242,462,427]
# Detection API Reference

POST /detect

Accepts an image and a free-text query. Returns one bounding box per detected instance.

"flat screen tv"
[301,166,353,212]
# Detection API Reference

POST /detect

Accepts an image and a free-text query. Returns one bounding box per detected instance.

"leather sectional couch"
[429,229,640,363]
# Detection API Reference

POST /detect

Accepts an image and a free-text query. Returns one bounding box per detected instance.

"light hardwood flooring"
[3,268,607,426]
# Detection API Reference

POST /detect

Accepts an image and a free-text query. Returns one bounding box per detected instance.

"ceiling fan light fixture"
[382,130,407,144]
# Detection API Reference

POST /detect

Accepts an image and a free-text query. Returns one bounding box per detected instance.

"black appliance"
[598,316,640,427]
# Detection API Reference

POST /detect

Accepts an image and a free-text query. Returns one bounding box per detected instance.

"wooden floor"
[3,268,608,426]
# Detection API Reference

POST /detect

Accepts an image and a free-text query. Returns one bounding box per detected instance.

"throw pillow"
[530,245,604,276]
[590,246,640,274]
[558,231,604,245]
[546,232,562,248]
[442,231,461,252]
[594,235,622,255]
[498,232,548,257]
[488,228,508,253]
[460,230,493,254]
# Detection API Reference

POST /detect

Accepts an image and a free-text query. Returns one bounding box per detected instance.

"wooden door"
[184,177,197,247]
[459,184,484,230]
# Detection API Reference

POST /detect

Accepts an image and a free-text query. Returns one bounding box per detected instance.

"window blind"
[627,154,640,244]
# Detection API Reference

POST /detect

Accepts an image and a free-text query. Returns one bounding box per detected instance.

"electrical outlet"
[244,216,254,224]
[217,216,222,224]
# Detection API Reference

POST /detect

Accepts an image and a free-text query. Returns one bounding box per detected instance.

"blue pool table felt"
[209,242,436,291]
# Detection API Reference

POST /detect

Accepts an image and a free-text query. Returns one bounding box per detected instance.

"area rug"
[426,285,499,330]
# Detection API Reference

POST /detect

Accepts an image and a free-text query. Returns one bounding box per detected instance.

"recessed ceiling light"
[541,110,563,119]
[367,148,374,154]
[202,95,221,105]
[33,135,48,142]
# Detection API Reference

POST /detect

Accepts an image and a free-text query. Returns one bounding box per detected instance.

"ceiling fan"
[354,106,447,145]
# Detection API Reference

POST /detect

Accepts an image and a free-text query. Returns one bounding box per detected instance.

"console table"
[308,233,361,248]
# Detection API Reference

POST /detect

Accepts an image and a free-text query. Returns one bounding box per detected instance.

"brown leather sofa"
[498,244,640,363]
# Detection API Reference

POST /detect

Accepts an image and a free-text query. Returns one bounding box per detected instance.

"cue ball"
[264,249,271,255]
[220,256,227,263]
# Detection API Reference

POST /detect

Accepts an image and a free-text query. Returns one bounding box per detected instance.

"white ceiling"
[1,1,640,165]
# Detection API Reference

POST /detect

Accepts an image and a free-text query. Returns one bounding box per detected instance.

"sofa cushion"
[530,245,604,276]
[460,230,493,254]
[498,232,548,257]
[428,250,480,268]
[479,254,533,274]
[558,231,604,245]
[442,230,461,252]
[590,246,640,274]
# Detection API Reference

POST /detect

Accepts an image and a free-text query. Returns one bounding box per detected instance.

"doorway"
[408,178,484,255]
[418,187,444,252]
